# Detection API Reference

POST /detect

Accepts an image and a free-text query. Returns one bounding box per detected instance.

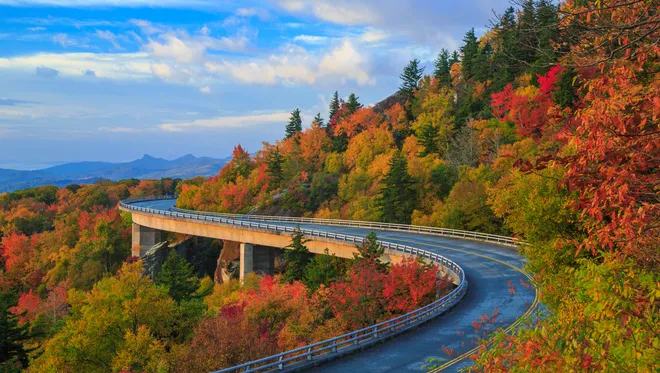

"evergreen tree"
[353,232,388,271]
[433,49,451,87]
[285,108,303,139]
[328,91,340,121]
[492,6,519,91]
[460,28,479,80]
[0,292,29,371]
[331,132,349,153]
[553,67,578,108]
[345,93,362,115]
[450,50,461,66]
[311,113,324,128]
[283,228,313,283]
[516,0,537,66]
[377,152,418,224]
[533,0,559,74]
[266,148,284,190]
[416,123,440,156]
[303,249,346,291]
[399,59,425,102]
[156,251,200,303]
[430,163,458,200]
[474,42,493,82]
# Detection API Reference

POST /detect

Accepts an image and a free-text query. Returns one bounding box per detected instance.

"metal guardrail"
[119,196,471,373]
[174,209,518,248]
[123,195,518,247]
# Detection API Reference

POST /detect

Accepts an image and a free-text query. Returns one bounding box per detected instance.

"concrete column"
[239,243,254,280]
[131,223,163,257]
[254,246,275,275]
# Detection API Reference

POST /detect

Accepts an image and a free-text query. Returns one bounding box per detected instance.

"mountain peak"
[177,154,196,161]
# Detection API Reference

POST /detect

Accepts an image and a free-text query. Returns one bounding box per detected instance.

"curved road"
[130,199,536,373]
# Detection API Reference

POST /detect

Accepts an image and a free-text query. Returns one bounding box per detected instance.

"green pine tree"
[156,251,200,303]
[353,232,388,270]
[399,59,425,102]
[283,228,313,283]
[430,163,458,200]
[377,151,418,224]
[303,249,346,291]
[516,0,537,67]
[433,49,451,87]
[328,91,340,121]
[285,108,303,139]
[532,0,559,75]
[416,123,440,156]
[311,113,324,128]
[474,42,493,82]
[461,28,479,80]
[331,132,349,153]
[0,292,29,371]
[450,50,461,66]
[345,93,362,115]
[491,6,519,91]
[266,148,285,190]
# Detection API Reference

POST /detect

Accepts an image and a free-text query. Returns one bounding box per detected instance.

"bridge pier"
[239,243,276,280]
[132,223,164,257]
[239,243,253,280]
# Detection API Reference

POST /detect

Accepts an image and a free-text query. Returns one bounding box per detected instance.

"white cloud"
[144,31,249,64]
[95,29,123,50]
[293,35,329,44]
[206,40,373,86]
[279,0,379,25]
[319,40,372,85]
[279,0,305,12]
[0,52,153,80]
[160,111,290,132]
[127,30,143,43]
[98,126,149,133]
[312,2,380,25]
[199,86,211,94]
[235,7,270,20]
[52,33,75,47]
[145,34,204,63]
[359,29,388,43]
[11,16,120,28]
[130,19,162,35]
[150,63,174,79]
[199,25,210,36]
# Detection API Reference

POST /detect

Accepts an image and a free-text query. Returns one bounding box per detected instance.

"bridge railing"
[122,195,518,247]
[119,196,471,372]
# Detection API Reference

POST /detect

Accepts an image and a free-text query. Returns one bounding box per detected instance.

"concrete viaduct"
[119,196,536,373]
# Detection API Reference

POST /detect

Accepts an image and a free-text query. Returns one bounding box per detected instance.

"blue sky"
[0,0,508,169]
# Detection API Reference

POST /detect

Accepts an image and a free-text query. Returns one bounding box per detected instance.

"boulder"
[214,240,241,284]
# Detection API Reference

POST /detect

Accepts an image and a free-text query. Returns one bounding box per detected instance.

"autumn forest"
[1,0,659,372]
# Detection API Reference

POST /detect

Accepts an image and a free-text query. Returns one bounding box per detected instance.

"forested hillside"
[178,0,660,371]
[1,0,657,372]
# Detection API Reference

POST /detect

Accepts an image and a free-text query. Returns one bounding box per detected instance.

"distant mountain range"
[0,154,229,193]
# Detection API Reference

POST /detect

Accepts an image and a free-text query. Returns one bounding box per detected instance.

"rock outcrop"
[214,240,241,284]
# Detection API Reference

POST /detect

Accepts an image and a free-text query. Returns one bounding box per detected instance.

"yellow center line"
[390,238,540,373]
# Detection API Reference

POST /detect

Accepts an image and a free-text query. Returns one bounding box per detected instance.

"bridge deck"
[125,199,536,373]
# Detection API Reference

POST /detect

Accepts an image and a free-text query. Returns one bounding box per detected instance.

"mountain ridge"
[0,154,229,193]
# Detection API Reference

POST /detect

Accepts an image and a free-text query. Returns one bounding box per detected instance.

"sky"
[0,0,509,169]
